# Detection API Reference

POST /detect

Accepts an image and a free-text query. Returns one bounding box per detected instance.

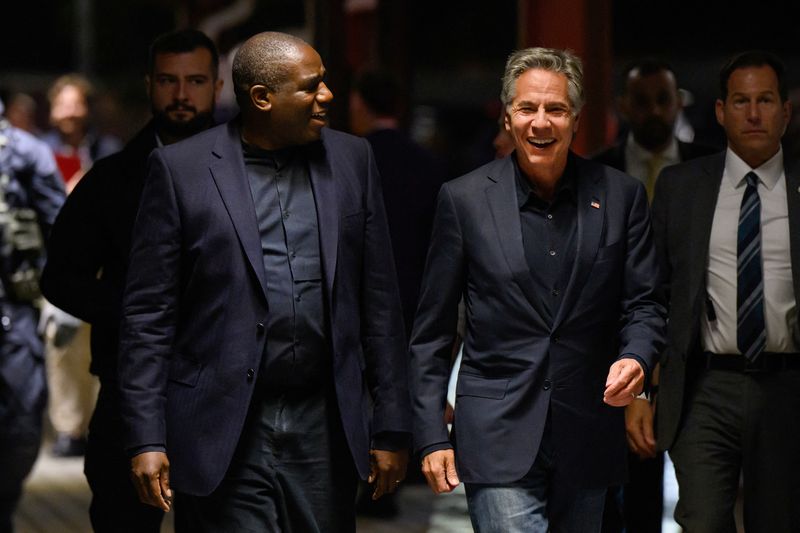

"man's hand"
[603,358,645,407]
[421,449,460,494]
[368,449,409,500]
[625,398,657,459]
[130,451,172,511]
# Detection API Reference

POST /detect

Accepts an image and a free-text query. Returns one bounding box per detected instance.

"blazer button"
[256,322,265,333]
[543,379,552,391]
[247,368,255,381]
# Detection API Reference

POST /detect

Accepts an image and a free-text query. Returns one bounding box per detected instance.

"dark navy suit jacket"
[410,153,666,489]
[118,121,410,496]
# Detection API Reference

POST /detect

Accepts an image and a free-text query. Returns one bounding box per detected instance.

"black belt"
[702,352,800,373]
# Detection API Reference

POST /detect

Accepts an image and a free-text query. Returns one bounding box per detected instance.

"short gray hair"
[232,31,307,105]
[500,47,584,114]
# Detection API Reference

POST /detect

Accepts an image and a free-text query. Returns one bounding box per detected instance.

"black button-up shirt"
[243,143,329,392]
[514,157,578,324]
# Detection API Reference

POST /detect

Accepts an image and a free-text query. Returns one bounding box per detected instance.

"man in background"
[349,68,447,340]
[593,58,714,533]
[40,29,223,532]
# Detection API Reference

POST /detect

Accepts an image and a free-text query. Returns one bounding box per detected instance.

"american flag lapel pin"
[590,198,600,209]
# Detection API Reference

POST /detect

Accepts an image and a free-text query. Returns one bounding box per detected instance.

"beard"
[633,117,674,151]
[152,103,215,141]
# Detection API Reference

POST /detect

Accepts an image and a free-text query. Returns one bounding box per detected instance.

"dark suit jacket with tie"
[653,152,800,451]
[118,121,411,496]
[410,152,666,489]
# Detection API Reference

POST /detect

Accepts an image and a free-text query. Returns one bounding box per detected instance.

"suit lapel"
[552,156,604,329]
[306,138,339,297]
[687,156,724,316]
[484,158,550,327]
[209,122,269,301]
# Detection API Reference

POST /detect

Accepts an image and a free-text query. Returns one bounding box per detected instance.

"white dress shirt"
[702,147,797,354]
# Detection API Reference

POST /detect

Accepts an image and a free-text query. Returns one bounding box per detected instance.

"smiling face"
[716,65,791,168]
[262,44,333,149]
[505,68,579,183]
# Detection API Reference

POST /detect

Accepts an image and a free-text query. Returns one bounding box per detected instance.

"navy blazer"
[410,153,666,489]
[118,121,410,496]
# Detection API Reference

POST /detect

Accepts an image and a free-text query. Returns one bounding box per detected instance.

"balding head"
[232,32,308,107]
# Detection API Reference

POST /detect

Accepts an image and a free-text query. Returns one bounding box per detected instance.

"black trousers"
[84,381,164,533]
[176,384,359,533]
[602,452,664,533]
[670,366,800,533]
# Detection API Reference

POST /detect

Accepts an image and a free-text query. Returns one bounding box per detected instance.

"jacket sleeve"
[617,180,667,376]
[359,138,412,440]
[408,183,464,454]
[117,150,182,451]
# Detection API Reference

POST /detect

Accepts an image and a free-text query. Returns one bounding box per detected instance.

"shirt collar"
[724,145,784,191]
[625,133,681,166]
[514,153,577,209]
[241,141,299,169]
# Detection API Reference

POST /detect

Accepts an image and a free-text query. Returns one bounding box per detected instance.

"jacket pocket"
[595,240,622,262]
[168,355,202,387]
[456,373,509,399]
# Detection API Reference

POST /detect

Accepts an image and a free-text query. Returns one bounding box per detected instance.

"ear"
[503,109,512,132]
[144,75,152,100]
[715,99,725,127]
[573,112,581,134]
[249,85,271,112]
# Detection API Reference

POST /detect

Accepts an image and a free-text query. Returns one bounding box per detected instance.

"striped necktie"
[737,171,766,361]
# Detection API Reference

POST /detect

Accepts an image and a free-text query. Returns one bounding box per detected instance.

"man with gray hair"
[410,47,666,531]
[117,31,410,532]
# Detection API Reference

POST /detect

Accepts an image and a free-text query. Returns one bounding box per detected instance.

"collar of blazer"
[483,152,606,331]
[207,121,340,304]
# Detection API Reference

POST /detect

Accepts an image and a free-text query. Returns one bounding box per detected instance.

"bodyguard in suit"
[410,47,666,532]
[594,59,715,533]
[117,31,410,532]
[40,30,223,532]
[594,59,716,201]
[654,50,800,532]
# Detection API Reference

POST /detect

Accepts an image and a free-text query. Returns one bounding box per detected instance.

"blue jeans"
[465,427,606,533]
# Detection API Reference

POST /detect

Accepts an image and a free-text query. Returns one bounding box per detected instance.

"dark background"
[2,0,799,176]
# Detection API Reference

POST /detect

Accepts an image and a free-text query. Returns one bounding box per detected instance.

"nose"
[746,100,760,122]
[317,82,334,104]
[531,108,550,128]
[175,80,188,101]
